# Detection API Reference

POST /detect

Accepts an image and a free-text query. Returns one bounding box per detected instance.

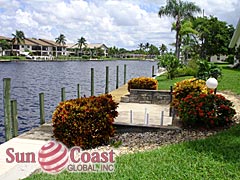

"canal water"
[0,60,158,143]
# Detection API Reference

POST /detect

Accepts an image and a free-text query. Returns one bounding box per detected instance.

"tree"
[55,34,66,45]
[11,30,25,55]
[158,0,201,59]
[191,16,235,60]
[108,46,119,57]
[148,44,159,57]
[145,42,150,54]
[76,37,87,56]
[172,20,198,61]
[158,53,180,79]
[159,44,168,55]
[0,39,11,56]
[138,43,145,53]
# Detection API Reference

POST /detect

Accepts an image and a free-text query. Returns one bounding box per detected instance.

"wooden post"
[91,68,94,96]
[61,87,66,101]
[152,65,155,77]
[11,100,18,137]
[39,93,45,125]
[3,78,12,141]
[169,86,173,116]
[116,65,119,89]
[77,84,80,98]
[105,66,109,94]
[124,64,127,84]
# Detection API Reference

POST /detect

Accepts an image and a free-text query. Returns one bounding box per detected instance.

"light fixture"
[206,77,218,89]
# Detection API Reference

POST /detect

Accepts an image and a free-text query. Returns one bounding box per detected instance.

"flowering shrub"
[52,94,118,149]
[172,78,208,107]
[177,93,236,128]
[127,77,158,92]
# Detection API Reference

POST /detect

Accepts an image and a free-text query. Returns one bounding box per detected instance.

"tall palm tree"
[158,0,201,59]
[75,37,87,56]
[171,20,198,59]
[11,30,25,55]
[55,34,66,45]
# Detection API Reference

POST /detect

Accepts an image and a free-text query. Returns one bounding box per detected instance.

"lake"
[0,60,158,143]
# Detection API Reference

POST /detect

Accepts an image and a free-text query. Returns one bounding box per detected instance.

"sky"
[0,0,239,50]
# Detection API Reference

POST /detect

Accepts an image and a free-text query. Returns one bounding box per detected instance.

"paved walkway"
[0,84,172,179]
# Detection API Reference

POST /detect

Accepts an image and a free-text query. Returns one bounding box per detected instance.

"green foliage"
[191,16,235,59]
[225,55,235,64]
[127,77,158,92]
[178,93,236,128]
[196,60,222,80]
[158,53,180,79]
[175,66,197,77]
[52,94,118,149]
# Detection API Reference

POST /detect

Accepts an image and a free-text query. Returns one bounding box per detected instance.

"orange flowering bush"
[177,93,236,128]
[172,78,208,107]
[52,94,118,149]
[127,77,158,92]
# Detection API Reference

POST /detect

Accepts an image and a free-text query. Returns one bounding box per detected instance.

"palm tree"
[145,42,150,54]
[159,44,168,55]
[158,0,201,59]
[75,37,87,56]
[55,34,66,45]
[171,20,198,60]
[11,30,25,55]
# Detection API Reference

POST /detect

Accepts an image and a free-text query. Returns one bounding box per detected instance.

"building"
[0,36,67,59]
[229,18,240,64]
[67,43,108,57]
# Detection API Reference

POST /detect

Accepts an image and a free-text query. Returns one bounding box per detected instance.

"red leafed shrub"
[127,77,158,92]
[177,93,236,128]
[52,94,118,149]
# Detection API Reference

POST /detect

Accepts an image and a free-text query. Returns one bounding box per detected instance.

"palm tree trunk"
[175,18,181,59]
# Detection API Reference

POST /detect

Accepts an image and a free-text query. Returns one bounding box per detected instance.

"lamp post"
[206,77,218,94]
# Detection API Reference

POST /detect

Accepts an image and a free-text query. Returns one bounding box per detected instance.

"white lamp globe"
[206,77,218,89]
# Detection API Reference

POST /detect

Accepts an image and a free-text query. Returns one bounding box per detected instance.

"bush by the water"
[177,93,236,128]
[127,77,158,92]
[52,94,118,149]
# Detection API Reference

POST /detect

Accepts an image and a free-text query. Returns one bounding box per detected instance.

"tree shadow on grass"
[183,124,240,164]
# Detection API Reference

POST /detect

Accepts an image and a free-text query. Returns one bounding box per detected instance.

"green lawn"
[156,74,193,90]
[217,66,240,94]
[157,65,240,95]
[25,124,240,180]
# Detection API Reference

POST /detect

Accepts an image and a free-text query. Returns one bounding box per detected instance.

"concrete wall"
[124,89,171,104]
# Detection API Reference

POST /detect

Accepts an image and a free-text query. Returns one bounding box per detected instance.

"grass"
[25,124,240,180]
[156,74,193,90]
[217,66,240,94]
[157,65,240,95]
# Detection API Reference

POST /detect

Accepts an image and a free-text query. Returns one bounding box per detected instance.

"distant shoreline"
[0,58,158,62]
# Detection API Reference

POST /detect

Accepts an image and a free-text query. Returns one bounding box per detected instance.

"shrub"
[158,53,180,79]
[52,94,118,149]
[175,66,197,77]
[172,78,208,107]
[127,77,158,92]
[177,93,236,128]
[225,55,234,64]
[196,60,222,80]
